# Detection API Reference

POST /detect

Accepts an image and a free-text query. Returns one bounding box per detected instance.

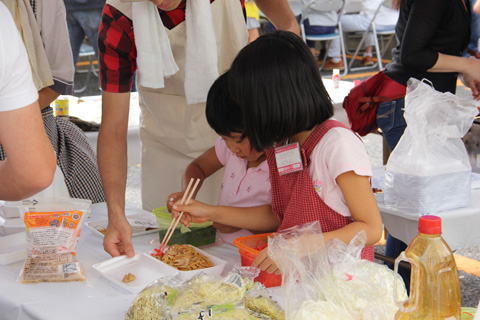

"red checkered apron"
[266,119,374,261]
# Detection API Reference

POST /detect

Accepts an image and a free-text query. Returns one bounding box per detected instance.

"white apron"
[108,0,248,211]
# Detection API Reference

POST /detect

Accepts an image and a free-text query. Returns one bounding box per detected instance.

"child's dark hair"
[206,72,244,137]
[228,30,334,152]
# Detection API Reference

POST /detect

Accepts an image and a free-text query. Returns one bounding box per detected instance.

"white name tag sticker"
[275,142,304,175]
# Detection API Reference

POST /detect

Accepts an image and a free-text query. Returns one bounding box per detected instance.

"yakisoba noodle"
[158,244,214,271]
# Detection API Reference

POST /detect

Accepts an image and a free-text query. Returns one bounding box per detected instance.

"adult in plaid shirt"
[98,0,299,257]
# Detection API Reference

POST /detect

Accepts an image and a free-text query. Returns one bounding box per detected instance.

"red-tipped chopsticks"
[158,178,200,254]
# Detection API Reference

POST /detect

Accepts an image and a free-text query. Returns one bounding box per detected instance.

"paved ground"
[74,46,480,308]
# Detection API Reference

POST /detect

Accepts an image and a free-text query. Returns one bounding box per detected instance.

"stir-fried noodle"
[155,244,214,271]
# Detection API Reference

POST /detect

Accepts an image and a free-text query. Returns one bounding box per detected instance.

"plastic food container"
[86,213,158,237]
[0,201,26,218]
[0,216,25,236]
[233,233,282,288]
[153,207,216,247]
[151,245,227,281]
[92,253,179,293]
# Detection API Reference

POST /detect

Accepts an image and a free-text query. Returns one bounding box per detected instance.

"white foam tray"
[86,213,158,237]
[0,201,25,218]
[152,245,227,281]
[0,215,25,236]
[92,253,179,293]
[0,232,27,265]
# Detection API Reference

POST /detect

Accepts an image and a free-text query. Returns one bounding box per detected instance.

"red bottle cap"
[418,215,442,235]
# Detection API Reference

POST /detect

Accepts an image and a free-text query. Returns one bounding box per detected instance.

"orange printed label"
[24,211,83,230]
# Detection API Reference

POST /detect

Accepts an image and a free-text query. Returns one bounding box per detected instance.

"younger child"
[167,72,271,245]
[173,31,382,274]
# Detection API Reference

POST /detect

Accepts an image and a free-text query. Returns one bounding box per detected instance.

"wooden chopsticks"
[158,178,200,254]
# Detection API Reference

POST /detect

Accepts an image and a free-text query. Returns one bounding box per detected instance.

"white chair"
[346,0,397,71]
[300,0,348,76]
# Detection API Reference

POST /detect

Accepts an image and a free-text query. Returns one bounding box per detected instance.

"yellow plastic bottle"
[394,215,461,320]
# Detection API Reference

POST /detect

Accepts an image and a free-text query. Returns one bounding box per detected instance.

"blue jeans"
[302,19,336,49]
[66,9,103,67]
[376,97,406,150]
[376,97,411,292]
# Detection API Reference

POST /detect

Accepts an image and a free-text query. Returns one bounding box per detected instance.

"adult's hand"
[103,214,135,257]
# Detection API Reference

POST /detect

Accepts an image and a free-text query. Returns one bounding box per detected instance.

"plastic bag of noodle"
[125,268,285,320]
[268,221,408,320]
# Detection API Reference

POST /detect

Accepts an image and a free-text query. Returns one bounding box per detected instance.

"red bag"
[343,71,406,136]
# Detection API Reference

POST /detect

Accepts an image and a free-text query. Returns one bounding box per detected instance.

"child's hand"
[166,192,185,212]
[252,247,281,275]
[172,199,212,227]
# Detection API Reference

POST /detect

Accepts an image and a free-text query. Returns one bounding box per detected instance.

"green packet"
[153,206,216,247]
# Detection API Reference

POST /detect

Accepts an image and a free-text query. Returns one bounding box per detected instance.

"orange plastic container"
[233,233,282,288]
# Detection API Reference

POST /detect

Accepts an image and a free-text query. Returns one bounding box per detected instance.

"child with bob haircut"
[167,72,271,245]
[173,31,382,274]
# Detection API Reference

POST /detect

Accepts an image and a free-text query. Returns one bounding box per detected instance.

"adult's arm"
[97,91,134,257]
[0,102,56,200]
[37,87,60,110]
[398,0,480,97]
[474,0,480,14]
[397,0,445,70]
[254,0,300,35]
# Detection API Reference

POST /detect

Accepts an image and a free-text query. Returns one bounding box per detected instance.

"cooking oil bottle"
[394,215,461,320]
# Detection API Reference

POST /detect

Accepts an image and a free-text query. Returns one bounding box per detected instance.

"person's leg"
[77,9,103,62]
[376,97,410,292]
[303,18,336,57]
[376,98,406,150]
[66,10,85,68]
[324,14,371,69]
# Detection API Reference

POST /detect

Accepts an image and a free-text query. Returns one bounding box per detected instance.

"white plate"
[152,245,227,281]
[92,253,178,293]
[86,213,158,237]
[0,232,27,265]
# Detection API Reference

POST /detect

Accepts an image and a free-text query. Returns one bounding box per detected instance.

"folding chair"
[300,0,348,77]
[347,0,397,72]
[74,40,98,94]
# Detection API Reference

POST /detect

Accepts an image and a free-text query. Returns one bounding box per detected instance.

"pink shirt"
[309,126,372,218]
[215,137,271,207]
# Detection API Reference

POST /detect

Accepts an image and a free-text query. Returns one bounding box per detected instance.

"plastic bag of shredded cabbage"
[268,221,408,320]
[125,268,285,320]
[19,198,91,283]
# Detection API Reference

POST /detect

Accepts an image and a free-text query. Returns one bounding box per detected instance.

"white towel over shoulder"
[132,0,218,105]
[132,1,179,89]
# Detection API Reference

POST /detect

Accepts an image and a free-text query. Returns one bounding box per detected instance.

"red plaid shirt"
[99,1,245,92]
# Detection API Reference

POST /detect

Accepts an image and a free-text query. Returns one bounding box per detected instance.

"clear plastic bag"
[268,221,407,320]
[384,78,478,214]
[19,198,91,283]
[125,268,285,320]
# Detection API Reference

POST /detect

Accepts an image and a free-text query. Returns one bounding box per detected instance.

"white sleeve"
[37,0,75,94]
[0,3,38,112]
